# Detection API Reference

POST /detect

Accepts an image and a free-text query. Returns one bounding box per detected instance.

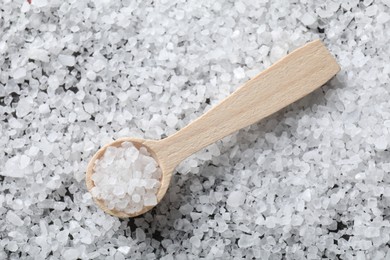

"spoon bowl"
[86,40,340,218]
[86,137,173,218]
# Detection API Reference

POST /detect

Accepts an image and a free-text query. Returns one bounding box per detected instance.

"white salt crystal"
[16,98,33,117]
[300,13,316,26]
[255,215,265,225]
[189,236,201,248]
[221,73,231,82]
[301,189,311,202]
[135,228,146,241]
[226,191,245,207]
[62,248,80,260]
[377,12,390,24]
[86,70,96,80]
[68,112,77,122]
[20,155,30,169]
[367,198,377,208]
[265,216,277,228]
[270,45,286,62]
[57,230,69,244]
[6,211,24,226]
[115,253,126,260]
[330,193,342,205]
[143,194,157,206]
[9,118,23,129]
[365,227,380,238]
[11,138,25,149]
[179,204,194,215]
[33,0,48,7]
[291,215,304,226]
[166,114,178,128]
[231,30,240,40]
[12,68,26,80]
[92,59,106,72]
[144,163,157,175]
[215,221,228,233]
[235,1,246,14]
[84,103,95,114]
[12,199,23,210]
[190,212,202,221]
[33,161,43,173]
[117,246,131,255]
[132,194,141,203]
[365,5,377,16]
[238,234,253,248]
[21,1,30,12]
[233,67,245,79]
[58,54,76,67]
[48,75,59,89]
[38,103,50,114]
[27,48,50,62]
[3,156,25,178]
[374,136,388,150]
[113,186,125,197]
[80,229,92,244]
[6,241,18,252]
[355,251,365,260]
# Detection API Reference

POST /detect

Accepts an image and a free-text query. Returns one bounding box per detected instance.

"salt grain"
[56,230,69,244]
[33,0,48,7]
[226,191,245,207]
[189,236,201,248]
[86,70,96,80]
[3,156,25,178]
[238,234,253,248]
[117,246,131,255]
[166,114,178,128]
[84,103,95,114]
[365,227,380,238]
[58,54,76,67]
[233,67,245,79]
[62,248,80,260]
[235,2,246,14]
[20,155,31,169]
[270,45,286,62]
[301,189,312,202]
[38,104,50,114]
[16,98,33,117]
[377,12,390,23]
[92,59,106,72]
[6,241,18,252]
[27,48,50,62]
[265,216,277,228]
[6,211,24,226]
[374,136,388,150]
[12,68,26,80]
[291,215,304,226]
[135,228,146,241]
[300,13,316,26]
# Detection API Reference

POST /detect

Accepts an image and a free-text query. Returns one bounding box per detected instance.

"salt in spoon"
[86,40,340,218]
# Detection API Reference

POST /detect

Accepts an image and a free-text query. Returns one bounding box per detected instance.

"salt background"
[0,0,389,259]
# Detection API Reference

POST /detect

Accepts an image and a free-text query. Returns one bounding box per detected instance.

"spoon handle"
[153,40,340,171]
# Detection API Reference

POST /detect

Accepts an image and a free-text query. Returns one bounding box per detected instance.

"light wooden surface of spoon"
[86,39,340,218]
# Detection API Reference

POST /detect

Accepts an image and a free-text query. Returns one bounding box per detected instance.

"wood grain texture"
[154,39,340,172]
[86,39,340,218]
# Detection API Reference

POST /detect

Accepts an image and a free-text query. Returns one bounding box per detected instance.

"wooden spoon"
[86,40,340,218]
